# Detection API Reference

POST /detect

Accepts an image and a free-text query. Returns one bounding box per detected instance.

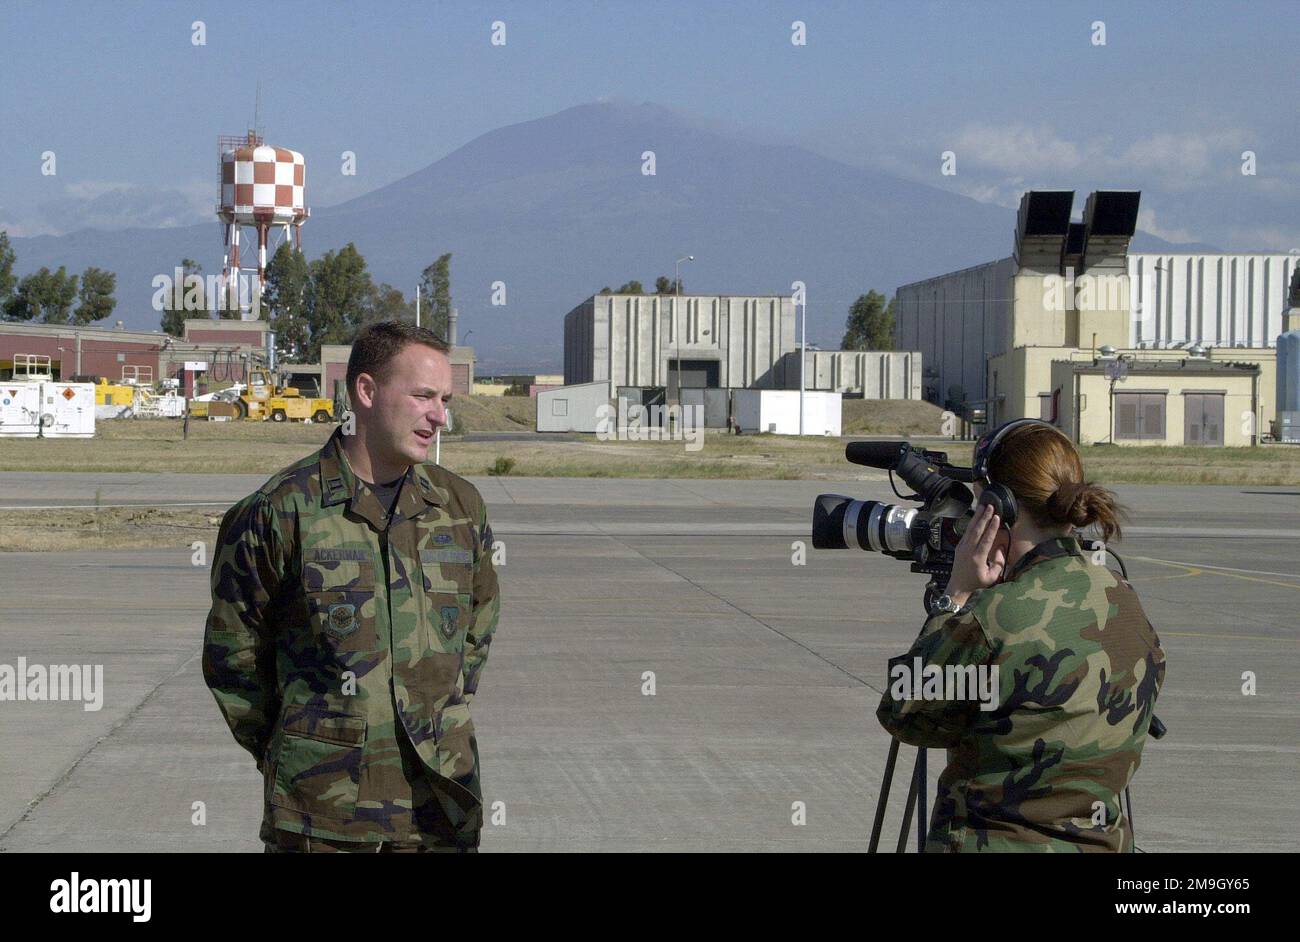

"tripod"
[867,576,944,854]
[868,737,929,853]
[868,714,1167,853]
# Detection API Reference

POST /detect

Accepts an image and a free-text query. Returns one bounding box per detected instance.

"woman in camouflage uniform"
[877,420,1166,852]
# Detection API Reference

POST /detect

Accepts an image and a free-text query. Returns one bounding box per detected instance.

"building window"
[1038,394,1053,421]
[552,399,568,417]
[1114,392,1166,441]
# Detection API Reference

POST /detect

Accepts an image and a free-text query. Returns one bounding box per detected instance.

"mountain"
[6,101,1217,373]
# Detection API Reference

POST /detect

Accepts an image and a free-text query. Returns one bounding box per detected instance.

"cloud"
[34,180,212,234]
[1241,159,1300,198]
[942,177,1031,210]
[1118,130,1250,189]
[1223,224,1300,254]
[948,124,1088,176]
[1136,208,1195,244]
[906,123,1286,249]
[944,124,1252,188]
[0,210,47,238]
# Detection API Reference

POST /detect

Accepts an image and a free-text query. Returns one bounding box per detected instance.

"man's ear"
[354,373,376,409]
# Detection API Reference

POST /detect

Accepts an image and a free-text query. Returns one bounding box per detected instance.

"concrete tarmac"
[0,472,1296,852]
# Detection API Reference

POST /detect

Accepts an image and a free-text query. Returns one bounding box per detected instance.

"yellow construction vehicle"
[94,377,136,417]
[236,367,333,423]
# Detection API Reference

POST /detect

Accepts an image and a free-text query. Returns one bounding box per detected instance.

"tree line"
[1,228,450,364]
[161,244,454,364]
[259,244,451,363]
[3,224,897,359]
[598,275,684,295]
[0,231,117,326]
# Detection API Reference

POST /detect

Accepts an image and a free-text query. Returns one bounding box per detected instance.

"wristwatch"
[929,593,963,616]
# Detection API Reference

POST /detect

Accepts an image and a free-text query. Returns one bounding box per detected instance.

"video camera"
[811,436,1122,616]
[812,441,980,609]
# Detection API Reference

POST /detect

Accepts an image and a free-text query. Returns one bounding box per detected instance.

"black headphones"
[970,418,1062,529]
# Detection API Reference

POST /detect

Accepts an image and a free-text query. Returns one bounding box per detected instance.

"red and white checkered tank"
[219,143,306,224]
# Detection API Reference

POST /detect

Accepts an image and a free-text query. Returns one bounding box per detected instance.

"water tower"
[216,131,309,318]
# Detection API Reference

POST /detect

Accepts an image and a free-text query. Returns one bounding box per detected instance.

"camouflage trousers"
[264,830,478,853]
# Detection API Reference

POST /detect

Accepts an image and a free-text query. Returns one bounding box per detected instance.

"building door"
[1184,393,1224,446]
[670,359,720,391]
[1115,392,1166,442]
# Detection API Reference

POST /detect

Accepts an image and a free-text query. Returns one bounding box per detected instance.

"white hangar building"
[895,189,1293,446]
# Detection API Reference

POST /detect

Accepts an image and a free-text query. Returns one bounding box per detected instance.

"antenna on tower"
[253,81,262,137]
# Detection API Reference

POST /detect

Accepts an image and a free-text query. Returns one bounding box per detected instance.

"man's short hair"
[346,321,451,400]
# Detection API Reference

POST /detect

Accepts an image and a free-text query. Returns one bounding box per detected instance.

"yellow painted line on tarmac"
[1159,630,1297,644]
[1130,555,1300,592]
[1118,556,1299,643]
[1134,567,1204,583]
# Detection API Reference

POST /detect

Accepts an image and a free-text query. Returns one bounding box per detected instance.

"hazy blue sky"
[2,0,1298,250]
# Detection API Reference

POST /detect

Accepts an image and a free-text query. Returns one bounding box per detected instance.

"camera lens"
[813,495,918,554]
[862,502,917,553]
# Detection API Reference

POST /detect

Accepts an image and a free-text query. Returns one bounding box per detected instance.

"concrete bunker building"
[549,292,921,432]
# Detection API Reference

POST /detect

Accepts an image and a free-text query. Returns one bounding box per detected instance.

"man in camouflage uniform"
[203,322,500,852]
[877,506,1165,852]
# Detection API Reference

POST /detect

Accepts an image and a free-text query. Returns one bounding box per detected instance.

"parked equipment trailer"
[0,354,95,438]
[237,367,333,423]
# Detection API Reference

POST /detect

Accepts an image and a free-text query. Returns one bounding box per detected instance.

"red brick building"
[0,318,271,397]
[2,319,474,402]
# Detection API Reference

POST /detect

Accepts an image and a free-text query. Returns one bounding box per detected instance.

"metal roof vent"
[1014,190,1074,274]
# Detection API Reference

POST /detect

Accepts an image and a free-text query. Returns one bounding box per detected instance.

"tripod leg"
[868,737,901,854]
[1124,786,1135,850]
[897,749,923,853]
[916,747,928,853]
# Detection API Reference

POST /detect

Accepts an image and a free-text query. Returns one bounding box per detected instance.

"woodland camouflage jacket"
[877,536,1165,852]
[203,428,500,844]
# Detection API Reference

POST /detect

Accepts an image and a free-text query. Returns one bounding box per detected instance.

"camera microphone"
[845,441,910,469]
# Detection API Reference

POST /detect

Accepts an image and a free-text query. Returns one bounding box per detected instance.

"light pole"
[798,292,806,436]
[674,255,694,405]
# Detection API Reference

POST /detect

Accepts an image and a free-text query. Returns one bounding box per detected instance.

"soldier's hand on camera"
[946,503,1007,606]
